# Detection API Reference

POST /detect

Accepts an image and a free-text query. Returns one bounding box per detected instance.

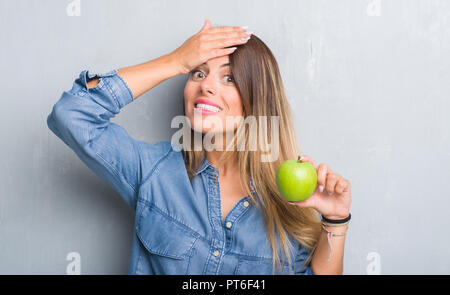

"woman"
[47,19,351,275]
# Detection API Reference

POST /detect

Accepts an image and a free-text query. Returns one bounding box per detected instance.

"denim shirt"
[46,69,315,275]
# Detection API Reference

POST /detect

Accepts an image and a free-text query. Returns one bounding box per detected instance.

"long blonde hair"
[182,35,321,273]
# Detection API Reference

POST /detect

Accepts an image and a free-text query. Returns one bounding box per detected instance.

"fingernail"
[241,36,251,41]
[300,156,305,161]
[327,191,333,196]
[288,202,296,205]
[319,185,324,193]
[241,26,249,30]
[245,30,254,36]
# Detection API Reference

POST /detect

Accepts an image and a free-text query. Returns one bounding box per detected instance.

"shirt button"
[226,221,232,228]
[213,250,220,257]
[243,201,249,207]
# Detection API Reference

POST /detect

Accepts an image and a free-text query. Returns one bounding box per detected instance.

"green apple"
[276,156,318,202]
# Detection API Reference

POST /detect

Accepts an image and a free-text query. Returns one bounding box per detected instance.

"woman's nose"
[200,75,216,95]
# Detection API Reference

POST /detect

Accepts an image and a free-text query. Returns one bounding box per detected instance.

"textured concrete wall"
[0,0,449,274]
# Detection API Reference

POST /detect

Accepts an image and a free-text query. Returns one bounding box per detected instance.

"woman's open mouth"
[194,103,222,115]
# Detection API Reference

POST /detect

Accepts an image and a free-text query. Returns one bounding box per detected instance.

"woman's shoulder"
[136,140,187,184]
[135,140,184,170]
[135,140,181,161]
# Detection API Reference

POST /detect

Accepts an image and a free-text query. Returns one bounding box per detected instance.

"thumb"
[288,197,315,209]
[199,18,211,32]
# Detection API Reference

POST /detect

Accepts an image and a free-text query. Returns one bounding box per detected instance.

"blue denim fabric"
[47,69,315,275]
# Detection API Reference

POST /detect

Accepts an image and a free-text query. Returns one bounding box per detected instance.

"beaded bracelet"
[320,213,350,261]
[321,221,349,227]
[321,224,347,261]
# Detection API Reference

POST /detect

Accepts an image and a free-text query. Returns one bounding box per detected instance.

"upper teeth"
[196,103,221,113]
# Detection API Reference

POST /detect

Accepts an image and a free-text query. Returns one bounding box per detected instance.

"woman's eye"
[224,75,234,83]
[190,70,234,83]
[191,70,204,79]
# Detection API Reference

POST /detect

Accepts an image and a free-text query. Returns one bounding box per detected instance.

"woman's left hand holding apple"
[289,155,352,220]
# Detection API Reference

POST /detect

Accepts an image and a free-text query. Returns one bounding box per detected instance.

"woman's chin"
[192,127,219,134]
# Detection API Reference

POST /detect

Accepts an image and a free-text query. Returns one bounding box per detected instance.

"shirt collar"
[195,157,214,175]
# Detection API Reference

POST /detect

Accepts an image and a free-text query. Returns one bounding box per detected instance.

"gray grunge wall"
[0,0,449,274]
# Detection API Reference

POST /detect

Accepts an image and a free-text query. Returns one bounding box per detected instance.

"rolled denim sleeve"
[294,245,315,275]
[47,69,154,210]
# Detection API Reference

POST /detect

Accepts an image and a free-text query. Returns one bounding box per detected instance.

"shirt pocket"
[135,205,199,274]
[235,257,295,275]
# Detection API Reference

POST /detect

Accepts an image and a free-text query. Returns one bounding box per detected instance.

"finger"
[341,179,351,193]
[326,173,342,195]
[288,197,315,209]
[299,154,317,169]
[206,25,245,34]
[199,18,211,33]
[207,36,250,49]
[345,179,351,192]
[204,30,251,42]
[317,163,329,193]
[208,47,238,59]
[335,178,348,195]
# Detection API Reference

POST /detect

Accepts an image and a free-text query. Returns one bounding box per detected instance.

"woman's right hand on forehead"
[169,18,252,75]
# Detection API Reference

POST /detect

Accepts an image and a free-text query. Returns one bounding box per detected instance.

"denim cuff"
[81,69,134,109]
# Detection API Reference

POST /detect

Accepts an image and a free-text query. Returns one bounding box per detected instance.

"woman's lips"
[193,99,223,115]
[194,98,222,108]
[193,105,222,115]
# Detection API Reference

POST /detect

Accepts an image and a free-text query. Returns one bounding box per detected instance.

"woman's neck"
[205,150,239,178]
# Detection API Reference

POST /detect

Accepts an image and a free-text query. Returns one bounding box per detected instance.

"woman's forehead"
[203,56,230,67]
